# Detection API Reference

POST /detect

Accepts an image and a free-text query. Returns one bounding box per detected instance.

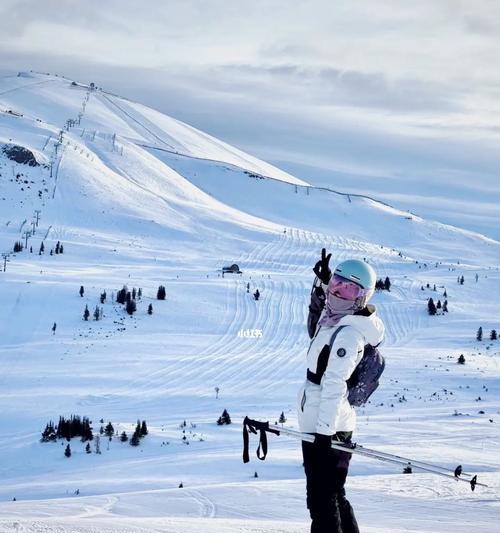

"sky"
[1,0,499,238]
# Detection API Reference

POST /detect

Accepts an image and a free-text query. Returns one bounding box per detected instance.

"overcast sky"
[1,0,499,238]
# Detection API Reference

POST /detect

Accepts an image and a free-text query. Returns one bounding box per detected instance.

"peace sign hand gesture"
[313,248,332,285]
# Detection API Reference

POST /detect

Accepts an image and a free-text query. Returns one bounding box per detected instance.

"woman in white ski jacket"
[297,250,385,533]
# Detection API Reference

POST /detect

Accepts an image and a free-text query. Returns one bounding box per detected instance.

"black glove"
[313,248,332,285]
[313,433,333,452]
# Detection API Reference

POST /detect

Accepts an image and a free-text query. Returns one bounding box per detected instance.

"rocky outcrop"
[2,144,39,167]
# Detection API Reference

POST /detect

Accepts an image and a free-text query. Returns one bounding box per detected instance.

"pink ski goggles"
[328,274,368,301]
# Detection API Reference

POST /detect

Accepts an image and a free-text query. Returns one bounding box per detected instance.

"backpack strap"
[307,325,348,385]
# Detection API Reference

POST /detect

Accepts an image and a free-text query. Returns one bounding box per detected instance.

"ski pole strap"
[243,416,280,463]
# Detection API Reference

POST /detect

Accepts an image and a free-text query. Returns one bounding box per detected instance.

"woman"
[298,249,385,533]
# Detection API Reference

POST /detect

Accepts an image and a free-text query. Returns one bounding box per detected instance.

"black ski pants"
[302,432,359,533]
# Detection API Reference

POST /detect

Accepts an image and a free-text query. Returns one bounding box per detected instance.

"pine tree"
[120,431,128,442]
[94,305,100,321]
[132,288,136,300]
[140,420,148,436]
[60,244,64,254]
[217,409,231,425]
[41,421,57,442]
[130,432,140,446]
[384,277,391,291]
[104,422,114,438]
[443,289,447,298]
[460,276,464,285]
[138,288,142,299]
[427,298,437,316]
[79,285,84,297]
[55,241,60,254]
[443,300,448,313]
[39,242,45,254]
[279,411,286,424]
[157,285,166,300]
[83,305,90,321]
[458,354,466,364]
[85,443,91,454]
[436,300,442,310]
[477,327,483,341]
[126,299,137,315]
[147,303,153,315]
[490,330,497,340]
[64,444,71,458]
[116,286,127,305]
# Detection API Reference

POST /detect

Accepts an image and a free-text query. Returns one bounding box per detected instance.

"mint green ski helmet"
[334,259,377,290]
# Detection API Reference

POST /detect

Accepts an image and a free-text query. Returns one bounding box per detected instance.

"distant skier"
[52,322,57,335]
[297,249,385,533]
[253,289,260,301]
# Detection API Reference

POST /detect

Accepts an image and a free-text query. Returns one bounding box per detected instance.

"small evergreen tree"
[157,285,166,300]
[120,431,128,442]
[443,289,447,298]
[39,242,45,254]
[104,422,114,438]
[384,277,391,291]
[147,303,153,315]
[490,330,497,340]
[217,409,231,425]
[59,244,64,254]
[436,300,442,310]
[132,288,136,300]
[427,298,437,316]
[85,443,91,454]
[79,285,84,297]
[279,411,286,424]
[100,291,106,304]
[83,305,90,321]
[477,327,483,341]
[138,288,142,299]
[94,305,100,321]
[130,432,140,446]
[458,354,466,364]
[126,299,137,315]
[460,276,464,285]
[116,286,125,304]
[64,444,71,458]
[140,420,148,436]
[443,300,448,313]
[55,241,60,254]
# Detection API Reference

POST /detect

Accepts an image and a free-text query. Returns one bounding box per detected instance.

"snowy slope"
[0,72,499,533]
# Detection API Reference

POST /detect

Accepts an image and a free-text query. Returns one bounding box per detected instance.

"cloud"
[1,1,500,238]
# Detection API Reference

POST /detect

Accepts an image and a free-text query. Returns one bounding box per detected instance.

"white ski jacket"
[297,304,385,435]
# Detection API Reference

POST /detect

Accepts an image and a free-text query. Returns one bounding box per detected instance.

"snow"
[0,71,499,532]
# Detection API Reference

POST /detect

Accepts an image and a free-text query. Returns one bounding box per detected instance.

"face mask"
[319,293,362,328]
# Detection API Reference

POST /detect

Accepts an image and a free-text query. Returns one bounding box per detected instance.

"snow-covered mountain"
[0,71,499,533]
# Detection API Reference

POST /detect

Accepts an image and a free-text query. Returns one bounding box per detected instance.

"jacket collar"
[336,304,384,346]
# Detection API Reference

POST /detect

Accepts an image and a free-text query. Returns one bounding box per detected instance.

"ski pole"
[269,423,477,480]
[243,417,486,491]
[265,422,486,490]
